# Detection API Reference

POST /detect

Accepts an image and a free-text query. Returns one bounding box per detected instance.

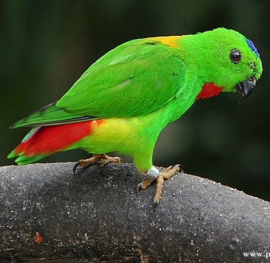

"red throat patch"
[196,83,223,101]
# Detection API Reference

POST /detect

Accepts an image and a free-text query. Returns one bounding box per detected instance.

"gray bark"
[0,163,269,263]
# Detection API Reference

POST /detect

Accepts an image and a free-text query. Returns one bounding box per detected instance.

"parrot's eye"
[230,49,242,64]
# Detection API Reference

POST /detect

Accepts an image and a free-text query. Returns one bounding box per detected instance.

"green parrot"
[8,28,263,204]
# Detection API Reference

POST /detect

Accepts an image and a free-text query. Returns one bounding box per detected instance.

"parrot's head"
[186,28,263,101]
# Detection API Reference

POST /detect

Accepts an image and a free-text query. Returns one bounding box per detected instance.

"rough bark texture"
[0,162,269,263]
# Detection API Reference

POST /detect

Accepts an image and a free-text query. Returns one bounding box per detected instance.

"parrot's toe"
[99,155,122,168]
[138,164,182,204]
[73,153,122,174]
[136,179,153,193]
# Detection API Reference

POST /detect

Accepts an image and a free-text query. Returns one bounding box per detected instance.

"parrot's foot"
[73,154,122,174]
[137,164,182,204]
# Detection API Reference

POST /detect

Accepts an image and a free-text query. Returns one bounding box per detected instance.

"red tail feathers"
[13,120,102,157]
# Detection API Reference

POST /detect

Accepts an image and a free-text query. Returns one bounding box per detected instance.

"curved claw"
[136,182,143,193]
[73,160,98,174]
[177,164,184,173]
[73,162,80,174]
[168,164,183,171]
[153,197,160,205]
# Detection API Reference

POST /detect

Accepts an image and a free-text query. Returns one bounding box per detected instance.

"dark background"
[2,0,270,203]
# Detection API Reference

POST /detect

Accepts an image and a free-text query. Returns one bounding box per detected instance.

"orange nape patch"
[196,83,223,101]
[150,36,183,48]
[13,120,103,156]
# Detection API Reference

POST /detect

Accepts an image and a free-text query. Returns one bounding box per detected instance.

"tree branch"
[0,163,269,263]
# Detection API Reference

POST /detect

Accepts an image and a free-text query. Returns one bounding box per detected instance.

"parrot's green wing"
[56,38,186,118]
[10,103,95,128]
[12,38,186,129]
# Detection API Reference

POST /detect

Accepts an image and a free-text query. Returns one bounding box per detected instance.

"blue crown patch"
[247,39,260,58]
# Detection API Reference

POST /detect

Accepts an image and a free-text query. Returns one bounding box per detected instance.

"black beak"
[236,76,256,102]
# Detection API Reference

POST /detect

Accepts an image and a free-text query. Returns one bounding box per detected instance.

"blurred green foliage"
[2,0,270,201]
